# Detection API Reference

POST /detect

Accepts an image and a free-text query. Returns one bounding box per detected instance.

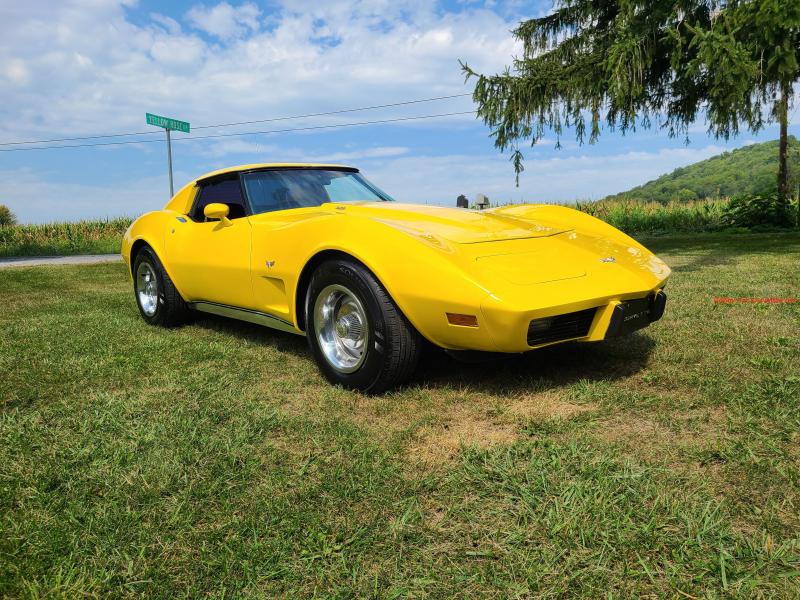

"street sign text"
[146,113,190,133]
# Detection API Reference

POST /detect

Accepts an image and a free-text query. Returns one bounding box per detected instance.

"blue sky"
[1,0,797,223]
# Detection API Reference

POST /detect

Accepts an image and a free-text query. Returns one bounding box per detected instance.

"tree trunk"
[777,82,791,205]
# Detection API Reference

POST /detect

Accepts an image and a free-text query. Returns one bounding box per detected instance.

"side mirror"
[204,203,232,226]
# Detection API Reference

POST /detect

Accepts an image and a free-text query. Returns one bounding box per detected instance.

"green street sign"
[146,113,190,133]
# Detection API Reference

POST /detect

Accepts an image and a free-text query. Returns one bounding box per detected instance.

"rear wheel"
[306,259,422,394]
[132,246,191,326]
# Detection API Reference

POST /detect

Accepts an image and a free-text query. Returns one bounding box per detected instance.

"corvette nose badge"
[599,256,616,263]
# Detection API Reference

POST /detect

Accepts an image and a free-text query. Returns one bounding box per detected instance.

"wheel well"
[129,239,151,273]
[295,250,372,332]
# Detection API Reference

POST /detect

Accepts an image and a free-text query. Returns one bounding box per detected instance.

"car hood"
[329,203,669,288]
[472,231,671,286]
[333,202,569,244]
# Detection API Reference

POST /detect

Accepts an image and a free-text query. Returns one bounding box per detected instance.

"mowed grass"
[1,233,799,598]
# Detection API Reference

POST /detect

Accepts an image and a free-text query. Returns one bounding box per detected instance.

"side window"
[241,171,327,214]
[189,177,247,222]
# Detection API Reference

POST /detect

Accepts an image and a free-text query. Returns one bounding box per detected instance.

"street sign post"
[146,113,190,198]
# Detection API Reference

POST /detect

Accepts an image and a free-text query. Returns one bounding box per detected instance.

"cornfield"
[573,198,731,234]
[0,217,133,257]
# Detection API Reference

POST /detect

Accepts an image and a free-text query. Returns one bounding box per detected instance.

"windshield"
[241,169,393,215]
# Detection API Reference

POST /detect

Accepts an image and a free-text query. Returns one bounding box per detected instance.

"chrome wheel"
[314,284,370,373]
[136,261,159,317]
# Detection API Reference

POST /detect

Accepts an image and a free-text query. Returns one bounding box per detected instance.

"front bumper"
[464,286,668,353]
[525,290,667,347]
[604,291,667,339]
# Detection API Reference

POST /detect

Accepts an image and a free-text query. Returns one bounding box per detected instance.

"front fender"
[121,211,189,299]
[291,215,498,351]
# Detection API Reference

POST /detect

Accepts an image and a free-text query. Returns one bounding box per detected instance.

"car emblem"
[265,260,275,268]
[599,256,616,263]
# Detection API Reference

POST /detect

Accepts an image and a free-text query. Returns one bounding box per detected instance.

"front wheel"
[132,246,191,327]
[306,259,422,394]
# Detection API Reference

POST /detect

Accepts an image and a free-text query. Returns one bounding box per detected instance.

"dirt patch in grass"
[268,384,599,470]
[505,391,594,421]
[594,406,728,464]
[404,392,596,469]
[407,413,518,467]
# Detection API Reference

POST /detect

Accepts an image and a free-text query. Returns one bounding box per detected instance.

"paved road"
[0,254,121,269]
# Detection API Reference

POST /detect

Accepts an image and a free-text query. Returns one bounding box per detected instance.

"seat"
[226,203,247,219]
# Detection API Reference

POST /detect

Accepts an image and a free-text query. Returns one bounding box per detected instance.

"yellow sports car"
[122,163,670,393]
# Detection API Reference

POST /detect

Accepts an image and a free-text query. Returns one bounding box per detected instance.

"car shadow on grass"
[189,313,656,395]
[190,313,309,357]
[669,253,733,274]
[413,334,656,395]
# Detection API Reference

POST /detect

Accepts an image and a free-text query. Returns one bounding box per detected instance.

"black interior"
[189,176,247,222]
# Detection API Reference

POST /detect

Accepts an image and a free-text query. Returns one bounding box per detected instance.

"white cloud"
[150,36,206,65]
[3,59,30,86]
[0,168,170,224]
[186,2,261,39]
[151,13,182,35]
[199,139,271,157]
[0,1,518,141]
[297,146,410,162]
[194,141,408,161]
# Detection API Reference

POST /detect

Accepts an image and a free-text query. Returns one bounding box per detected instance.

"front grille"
[527,307,597,346]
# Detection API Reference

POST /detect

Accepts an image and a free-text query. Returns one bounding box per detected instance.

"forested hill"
[605,137,800,202]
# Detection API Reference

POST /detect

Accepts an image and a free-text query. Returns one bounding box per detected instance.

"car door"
[242,169,344,324]
[166,175,253,309]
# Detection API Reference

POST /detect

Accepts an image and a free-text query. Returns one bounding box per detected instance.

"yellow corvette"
[122,163,670,393]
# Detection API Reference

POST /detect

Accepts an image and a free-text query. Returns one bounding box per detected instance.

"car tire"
[132,246,191,327]
[306,258,422,394]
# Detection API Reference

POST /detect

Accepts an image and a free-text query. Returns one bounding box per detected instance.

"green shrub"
[721,194,795,229]
[0,205,16,227]
[676,188,698,201]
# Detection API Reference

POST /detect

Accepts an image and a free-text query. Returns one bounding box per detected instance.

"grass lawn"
[1,233,799,598]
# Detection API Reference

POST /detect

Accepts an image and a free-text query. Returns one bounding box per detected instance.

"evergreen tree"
[463,0,799,210]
